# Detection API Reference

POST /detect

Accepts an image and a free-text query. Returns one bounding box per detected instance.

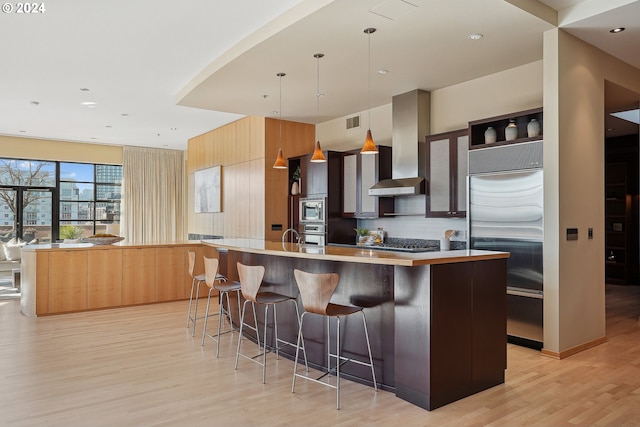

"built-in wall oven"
[300,198,325,223]
[301,223,325,246]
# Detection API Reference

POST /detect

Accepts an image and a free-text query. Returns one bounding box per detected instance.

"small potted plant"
[354,227,370,245]
[59,225,84,243]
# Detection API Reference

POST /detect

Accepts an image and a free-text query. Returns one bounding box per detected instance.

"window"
[0,158,122,242]
[59,162,122,237]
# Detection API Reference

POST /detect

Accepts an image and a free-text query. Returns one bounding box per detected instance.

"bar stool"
[291,269,377,409]
[234,262,307,384]
[201,256,242,357]
[186,251,227,336]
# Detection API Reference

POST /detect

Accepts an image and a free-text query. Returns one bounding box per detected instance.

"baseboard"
[541,336,608,359]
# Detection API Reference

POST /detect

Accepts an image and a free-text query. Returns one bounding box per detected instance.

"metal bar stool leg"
[200,286,215,346]
[191,280,203,337]
[186,276,197,328]
[235,299,249,370]
[361,311,378,391]
[336,316,341,409]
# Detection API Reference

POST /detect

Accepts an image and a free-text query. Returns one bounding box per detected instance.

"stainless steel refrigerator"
[468,141,543,349]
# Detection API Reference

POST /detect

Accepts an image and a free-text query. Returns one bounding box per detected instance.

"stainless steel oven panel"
[300,198,326,223]
[302,233,325,246]
[302,223,325,234]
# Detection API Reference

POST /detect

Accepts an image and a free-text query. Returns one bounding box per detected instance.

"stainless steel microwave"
[300,198,325,223]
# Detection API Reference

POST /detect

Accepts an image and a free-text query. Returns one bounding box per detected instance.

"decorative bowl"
[80,236,125,246]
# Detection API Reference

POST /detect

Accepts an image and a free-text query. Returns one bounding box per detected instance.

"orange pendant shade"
[310,140,326,163]
[273,147,287,169]
[361,129,378,154]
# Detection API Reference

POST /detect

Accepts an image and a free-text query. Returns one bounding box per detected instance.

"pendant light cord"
[278,72,285,146]
[314,53,324,140]
[368,29,371,128]
[363,28,376,131]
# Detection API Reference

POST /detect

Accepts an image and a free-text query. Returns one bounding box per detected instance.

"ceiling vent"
[346,115,360,129]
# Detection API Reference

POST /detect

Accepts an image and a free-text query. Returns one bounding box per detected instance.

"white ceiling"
[1,0,639,151]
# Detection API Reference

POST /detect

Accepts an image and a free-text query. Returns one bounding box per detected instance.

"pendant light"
[361,27,378,155]
[272,72,288,169]
[310,53,327,163]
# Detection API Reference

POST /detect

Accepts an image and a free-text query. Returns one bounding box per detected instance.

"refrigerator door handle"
[507,286,543,299]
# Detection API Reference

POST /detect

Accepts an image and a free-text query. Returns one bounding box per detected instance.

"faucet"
[282,228,301,244]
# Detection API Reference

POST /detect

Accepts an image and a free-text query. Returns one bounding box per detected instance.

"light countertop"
[202,238,509,267]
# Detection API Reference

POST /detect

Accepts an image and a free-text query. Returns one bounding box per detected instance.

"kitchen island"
[203,238,509,411]
[20,241,218,316]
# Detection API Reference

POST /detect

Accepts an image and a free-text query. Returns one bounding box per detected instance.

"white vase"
[527,118,541,138]
[505,120,518,141]
[484,127,497,144]
[291,181,299,195]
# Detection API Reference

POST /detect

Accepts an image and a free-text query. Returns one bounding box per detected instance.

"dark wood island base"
[206,239,508,411]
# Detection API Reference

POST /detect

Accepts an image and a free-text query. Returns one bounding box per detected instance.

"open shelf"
[469,107,543,149]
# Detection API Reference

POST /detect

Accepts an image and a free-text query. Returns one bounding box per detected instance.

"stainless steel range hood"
[369,177,424,196]
[368,89,430,197]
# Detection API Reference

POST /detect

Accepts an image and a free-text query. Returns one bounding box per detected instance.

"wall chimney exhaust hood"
[368,89,430,197]
[369,177,425,196]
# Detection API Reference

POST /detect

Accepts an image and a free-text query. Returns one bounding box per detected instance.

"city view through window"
[0,158,122,243]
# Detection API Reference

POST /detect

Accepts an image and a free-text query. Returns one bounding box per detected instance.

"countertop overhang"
[202,238,509,266]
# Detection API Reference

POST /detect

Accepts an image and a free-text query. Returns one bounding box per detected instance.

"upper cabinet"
[468,107,543,149]
[288,151,342,198]
[342,146,393,219]
[426,129,468,218]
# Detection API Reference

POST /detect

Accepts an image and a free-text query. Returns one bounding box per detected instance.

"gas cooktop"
[328,243,439,253]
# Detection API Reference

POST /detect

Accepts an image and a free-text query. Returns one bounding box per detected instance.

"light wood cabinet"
[122,247,156,305]
[156,247,187,302]
[21,243,212,316]
[87,248,123,309]
[48,251,87,313]
[426,129,468,218]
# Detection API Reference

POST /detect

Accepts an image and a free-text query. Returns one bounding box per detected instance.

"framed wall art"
[194,165,221,213]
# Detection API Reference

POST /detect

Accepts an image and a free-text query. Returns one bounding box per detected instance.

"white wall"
[543,29,640,355]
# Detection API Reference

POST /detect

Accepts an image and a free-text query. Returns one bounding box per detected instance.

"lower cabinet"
[122,247,156,305]
[156,246,188,302]
[87,248,123,309]
[48,251,88,313]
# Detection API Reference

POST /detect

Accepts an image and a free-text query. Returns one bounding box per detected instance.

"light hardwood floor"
[1,285,639,427]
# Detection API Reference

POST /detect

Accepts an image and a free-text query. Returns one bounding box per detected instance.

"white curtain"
[121,146,185,243]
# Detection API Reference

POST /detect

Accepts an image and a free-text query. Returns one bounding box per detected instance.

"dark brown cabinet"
[425,129,468,218]
[342,146,393,218]
[288,151,356,244]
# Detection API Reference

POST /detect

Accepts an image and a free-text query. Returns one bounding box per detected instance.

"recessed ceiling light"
[81,101,97,108]
[271,110,278,115]
[121,113,129,117]
[19,130,26,133]
[170,127,177,131]
[106,125,112,128]
[80,88,90,91]
[468,33,483,40]
[30,101,39,106]
[610,27,625,33]
[378,69,388,75]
